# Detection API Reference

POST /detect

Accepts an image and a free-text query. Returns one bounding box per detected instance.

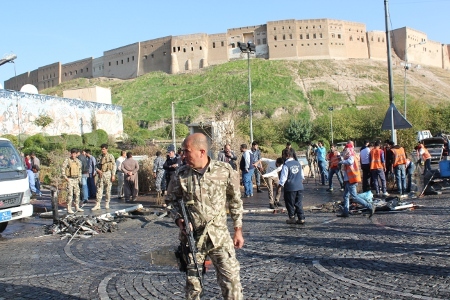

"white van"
[0,138,33,233]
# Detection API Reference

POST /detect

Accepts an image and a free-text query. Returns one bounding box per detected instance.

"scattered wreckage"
[41,204,167,243]
[311,191,423,215]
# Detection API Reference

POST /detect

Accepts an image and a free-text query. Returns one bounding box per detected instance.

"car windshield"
[0,141,25,173]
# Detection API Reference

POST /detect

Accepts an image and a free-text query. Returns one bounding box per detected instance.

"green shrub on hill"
[45,136,65,151]
[61,134,83,150]
[23,134,48,149]
[82,129,108,147]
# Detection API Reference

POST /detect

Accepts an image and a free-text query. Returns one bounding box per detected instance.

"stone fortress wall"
[4,18,450,91]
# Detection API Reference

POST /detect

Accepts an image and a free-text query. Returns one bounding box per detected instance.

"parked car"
[419,137,448,164]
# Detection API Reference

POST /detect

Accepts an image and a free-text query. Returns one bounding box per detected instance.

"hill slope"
[41,59,450,125]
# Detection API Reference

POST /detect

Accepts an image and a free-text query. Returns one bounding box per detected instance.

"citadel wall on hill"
[4,18,449,91]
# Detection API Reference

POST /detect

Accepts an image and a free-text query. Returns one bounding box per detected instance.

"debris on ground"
[311,196,424,215]
[45,214,128,241]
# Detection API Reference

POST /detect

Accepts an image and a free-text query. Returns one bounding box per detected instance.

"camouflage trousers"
[96,171,112,205]
[67,178,80,205]
[154,169,165,192]
[117,171,125,197]
[186,237,243,300]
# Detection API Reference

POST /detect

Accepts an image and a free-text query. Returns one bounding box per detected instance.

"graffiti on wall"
[0,90,123,137]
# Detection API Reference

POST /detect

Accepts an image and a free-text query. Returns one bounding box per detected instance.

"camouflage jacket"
[168,158,243,248]
[61,157,82,180]
[96,153,117,174]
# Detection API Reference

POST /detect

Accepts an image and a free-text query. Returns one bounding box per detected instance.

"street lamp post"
[404,41,426,119]
[328,106,334,145]
[238,41,256,143]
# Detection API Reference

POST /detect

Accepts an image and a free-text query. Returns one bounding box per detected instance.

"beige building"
[444,45,450,70]
[266,19,369,60]
[366,31,387,60]
[92,57,105,78]
[62,57,93,82]
[171,33,209,73]
[103,43,139,79]
[4,18,449,91]
[391,27,443,69]
[37,62,61,90]
[62,86,112,104]
[139,36,172,75]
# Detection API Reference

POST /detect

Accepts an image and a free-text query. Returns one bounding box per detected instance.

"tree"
[284,118,312,144]
[34,115,53,132]
[165,123,189,139]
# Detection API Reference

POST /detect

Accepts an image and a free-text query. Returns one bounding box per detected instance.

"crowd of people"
[22,132,435,299]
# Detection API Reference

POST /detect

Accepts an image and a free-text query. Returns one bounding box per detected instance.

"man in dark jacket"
[163,144,181,191]
[278,148,305,224]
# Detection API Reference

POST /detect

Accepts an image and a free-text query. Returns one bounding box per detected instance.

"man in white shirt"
[261,157,284,209]
[359,141,372,192]
[115,150,126,199]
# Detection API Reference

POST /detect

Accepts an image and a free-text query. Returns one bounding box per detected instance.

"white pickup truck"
[0,138,33,233]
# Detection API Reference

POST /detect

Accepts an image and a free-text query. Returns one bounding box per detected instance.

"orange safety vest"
[370,148,384,170]
[391,147,407,167]
[421,147,431,160]
[345,156,361,184]
[329,151,341,169]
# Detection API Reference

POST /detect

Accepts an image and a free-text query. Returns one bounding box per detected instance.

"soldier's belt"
[68,176,79,179]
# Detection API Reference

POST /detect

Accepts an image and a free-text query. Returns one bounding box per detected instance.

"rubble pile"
[45,214,128,239]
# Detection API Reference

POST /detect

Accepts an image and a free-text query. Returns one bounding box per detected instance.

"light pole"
[238,41,256,143]
[404,40,426,119]
[328,106,334,145]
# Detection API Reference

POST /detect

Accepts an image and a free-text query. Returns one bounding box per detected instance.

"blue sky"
[1,0,449,86]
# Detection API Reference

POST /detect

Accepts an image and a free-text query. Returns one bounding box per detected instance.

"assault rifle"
[175,198,204,290]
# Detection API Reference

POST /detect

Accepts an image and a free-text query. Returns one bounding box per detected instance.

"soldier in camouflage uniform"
[62,148,83,214]
[152,151,165,196]
[92,144,116,210]
[167,133,244,300]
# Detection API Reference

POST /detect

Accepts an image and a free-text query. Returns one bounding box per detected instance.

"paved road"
[0,177,449,299]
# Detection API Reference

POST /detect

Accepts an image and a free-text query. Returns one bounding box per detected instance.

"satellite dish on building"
[20,84,38,94]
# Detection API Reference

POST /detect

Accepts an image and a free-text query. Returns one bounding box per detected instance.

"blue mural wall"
[0,89,123,137]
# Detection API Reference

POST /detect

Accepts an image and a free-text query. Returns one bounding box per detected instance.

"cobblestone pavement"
[0,178,449,299]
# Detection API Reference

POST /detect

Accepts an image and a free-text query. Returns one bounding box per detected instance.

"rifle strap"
[196,210,226,249]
